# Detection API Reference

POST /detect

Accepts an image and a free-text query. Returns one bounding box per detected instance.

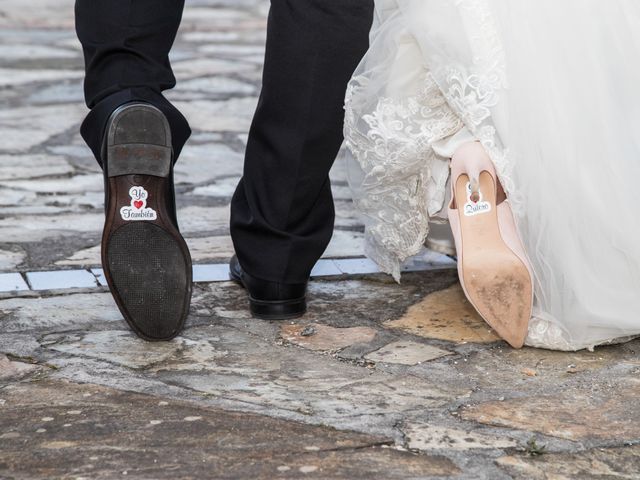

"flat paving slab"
[0,380,458,480]
[1,274,640,478]
[0,273,29,293]
[497,447,640,480]
[385,284,502,344]
[462,384,640,442]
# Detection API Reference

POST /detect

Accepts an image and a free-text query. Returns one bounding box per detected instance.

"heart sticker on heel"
[120,186,157,221]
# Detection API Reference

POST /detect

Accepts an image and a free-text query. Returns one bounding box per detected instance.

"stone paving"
[1,1,639,479]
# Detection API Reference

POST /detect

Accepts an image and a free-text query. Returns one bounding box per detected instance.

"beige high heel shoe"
[448,142,533,349]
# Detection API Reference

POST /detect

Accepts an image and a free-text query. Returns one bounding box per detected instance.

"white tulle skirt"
[344,0,640,350]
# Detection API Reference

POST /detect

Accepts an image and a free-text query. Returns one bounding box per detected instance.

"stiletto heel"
[448,142,533,348]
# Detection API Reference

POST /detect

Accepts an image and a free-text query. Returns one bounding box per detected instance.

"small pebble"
[299,466,318,474]
[184,416,202,422]
[300,326,316,337]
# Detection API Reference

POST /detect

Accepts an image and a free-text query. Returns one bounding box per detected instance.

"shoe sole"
[455,171,532,349]
[102,103,192,341]
[228,269,306,321]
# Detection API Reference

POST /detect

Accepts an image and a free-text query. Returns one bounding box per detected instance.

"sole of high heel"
[101,104,192,341]
[455,171,532,348]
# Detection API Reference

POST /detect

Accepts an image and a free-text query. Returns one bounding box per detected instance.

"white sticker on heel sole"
[120,186,157,221]
[464,181,492,217]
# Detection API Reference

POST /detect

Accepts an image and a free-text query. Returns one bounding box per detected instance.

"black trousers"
[76,0,374,284]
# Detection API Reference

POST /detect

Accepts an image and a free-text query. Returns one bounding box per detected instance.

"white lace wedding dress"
[344,0,640,351]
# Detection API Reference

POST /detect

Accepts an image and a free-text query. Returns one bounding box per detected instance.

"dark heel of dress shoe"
[229,255,307,320]
[102,103,192,341]
[248,297,307,321]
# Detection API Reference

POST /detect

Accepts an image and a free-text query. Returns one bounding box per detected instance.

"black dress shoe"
[229,255,307,320]
[101,103,192,341]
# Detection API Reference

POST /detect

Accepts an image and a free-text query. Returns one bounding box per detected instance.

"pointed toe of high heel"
[463,254,532,348]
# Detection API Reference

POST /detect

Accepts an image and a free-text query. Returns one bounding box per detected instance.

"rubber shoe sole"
[101,103,192,341]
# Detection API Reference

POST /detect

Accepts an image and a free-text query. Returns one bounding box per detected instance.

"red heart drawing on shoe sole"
[133,200,144,209]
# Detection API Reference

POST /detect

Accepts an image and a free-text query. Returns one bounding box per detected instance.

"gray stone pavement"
[1,1,639,479]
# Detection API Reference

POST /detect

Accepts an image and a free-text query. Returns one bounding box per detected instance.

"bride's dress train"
[344,0,640,351]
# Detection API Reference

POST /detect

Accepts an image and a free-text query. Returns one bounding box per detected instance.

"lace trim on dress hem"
[345,72,463,282]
